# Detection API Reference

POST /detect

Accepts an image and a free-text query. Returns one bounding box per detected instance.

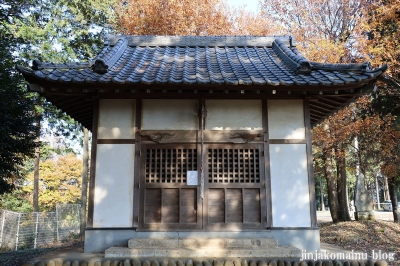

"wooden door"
[139,143,267,231]
[204,144,267,230]
[139,144,201,230]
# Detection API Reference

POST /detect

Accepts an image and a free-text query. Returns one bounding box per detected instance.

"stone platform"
[105,238,301,259]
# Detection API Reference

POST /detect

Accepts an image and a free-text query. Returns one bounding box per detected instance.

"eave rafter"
[33,80,367,131]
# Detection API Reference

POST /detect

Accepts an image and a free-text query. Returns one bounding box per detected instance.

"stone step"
[128,238,279,249]
[105,246,301,258]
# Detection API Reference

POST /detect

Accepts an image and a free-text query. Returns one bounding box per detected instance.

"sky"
[227,0,260,12]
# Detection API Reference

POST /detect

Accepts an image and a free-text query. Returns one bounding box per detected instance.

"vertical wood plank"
[149,149,153,183]
[242,188,245,223]
[304,98,317,227]
[253,149,257,183]
[180,149,182,183]
[160,187,164,222]
[134,99,142,227]
[170,148,173,183]
[179,187,182,223]
[224,188,227,223]
[159,149,163,182]
[263,99,273,228]
[211,149,215,183]
[217,149,220,183]
[87,99,99,227]
[155,149,158,182]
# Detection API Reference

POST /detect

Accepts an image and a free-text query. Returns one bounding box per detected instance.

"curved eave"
[17,65,385,87]
[18,78,378,131]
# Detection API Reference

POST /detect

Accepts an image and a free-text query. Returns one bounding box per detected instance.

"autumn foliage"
[260,0,365,63]
[114,0,277,36]
[24,154,82,211]
[362,0,400,76]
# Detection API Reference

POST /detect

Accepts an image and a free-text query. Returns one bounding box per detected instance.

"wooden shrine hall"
[17,35,386,257]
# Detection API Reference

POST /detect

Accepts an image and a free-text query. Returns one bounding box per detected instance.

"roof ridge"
[106,34,293,47]
[30,59,90,70]
[310,61,382,74]
[272,38,312,75]
[92,38,129,74]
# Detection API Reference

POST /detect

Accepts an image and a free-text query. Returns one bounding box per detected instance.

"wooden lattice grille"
[208,148,260,183]
[145,148,197,183]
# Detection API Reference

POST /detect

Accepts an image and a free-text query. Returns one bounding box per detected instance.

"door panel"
[140,145,200,230]
[205,144,266,230]
[139,143,266,230]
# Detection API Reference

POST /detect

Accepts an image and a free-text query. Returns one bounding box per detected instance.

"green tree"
[3,0,115,210]
[0,30,38,194]
[0,190,33,212]
[9,0,115,62]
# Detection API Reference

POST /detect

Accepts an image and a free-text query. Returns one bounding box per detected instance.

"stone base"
[354,211,375,221]
[105,238,301,258]
[84,229,320,253]
[22,258,389,266]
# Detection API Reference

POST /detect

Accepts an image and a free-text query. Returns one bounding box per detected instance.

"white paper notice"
[187,171,198,185]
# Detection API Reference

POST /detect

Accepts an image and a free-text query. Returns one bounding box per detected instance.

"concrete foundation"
[84,228,320,253]
[105,238,301,258]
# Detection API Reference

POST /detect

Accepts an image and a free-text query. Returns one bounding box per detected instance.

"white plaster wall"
[93,144,135,227]
[268,100,305,139]
[142,99,198,130]
[269,144,311,227]
[98,99,135,139]
[206,100,262,130]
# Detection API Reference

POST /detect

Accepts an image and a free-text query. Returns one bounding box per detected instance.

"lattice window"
[208,148,260,183]
[145,148,197,183]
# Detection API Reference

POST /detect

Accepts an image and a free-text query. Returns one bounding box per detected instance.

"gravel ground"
[0,242,80,266]
[0,211,397,266]
[317,210,395,224]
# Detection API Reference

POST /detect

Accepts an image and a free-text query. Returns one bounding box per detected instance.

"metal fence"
[0,204,80,251]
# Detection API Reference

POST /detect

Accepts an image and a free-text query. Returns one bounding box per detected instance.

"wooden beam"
[309,103,333,113]
[309,108,328,116]
[304,99,317,227]
[87,99,99,228]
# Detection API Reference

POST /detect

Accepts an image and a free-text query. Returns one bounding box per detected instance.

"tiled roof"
[16,35,388,130]
[18,35,386,87]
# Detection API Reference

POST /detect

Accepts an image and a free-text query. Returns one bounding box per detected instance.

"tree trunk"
[33,116,41,212]
[388,181,399,223]
[80,128,89,241]
[320,179,325,211]
[324,155,340,223]
[384,175,390,201]
[375,173,380,210]
[337,155,351,221]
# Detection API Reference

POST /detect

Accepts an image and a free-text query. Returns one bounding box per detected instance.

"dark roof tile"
[17,35,387,89]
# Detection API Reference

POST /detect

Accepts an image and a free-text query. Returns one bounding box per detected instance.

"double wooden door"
[139,144,267,230]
